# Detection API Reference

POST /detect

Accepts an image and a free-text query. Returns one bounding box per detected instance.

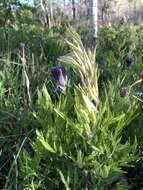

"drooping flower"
[50,66,66,91]
[125,53,133,69]
[120,87,127,97]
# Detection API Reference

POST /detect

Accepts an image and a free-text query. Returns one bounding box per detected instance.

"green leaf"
[36,130,55,153]
[58,169,71,190]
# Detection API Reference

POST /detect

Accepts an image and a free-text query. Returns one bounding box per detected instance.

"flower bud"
[125,53,133,69]
[51,66,66,91]
[120,87,127,97]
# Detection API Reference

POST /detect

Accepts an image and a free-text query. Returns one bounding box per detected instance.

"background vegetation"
[0,0,143,189]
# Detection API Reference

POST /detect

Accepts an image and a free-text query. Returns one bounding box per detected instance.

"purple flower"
[120,87,127,97]
[51,66,66,90]
[125,53,133,69]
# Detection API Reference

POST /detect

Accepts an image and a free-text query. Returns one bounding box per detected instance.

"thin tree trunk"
[79,0,82,21]
[88,0,98,38]
[84,0,88,19]
[48,0,54,28]
[134,0,137,23]
[72,0,76,19]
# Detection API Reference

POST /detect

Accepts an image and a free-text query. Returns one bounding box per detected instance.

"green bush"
[15,29,138,190]
[97,25,143,86]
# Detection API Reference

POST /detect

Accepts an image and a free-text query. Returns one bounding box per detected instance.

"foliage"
[6,28,138,190]
[97,24,143,86]
[0,2,143,188]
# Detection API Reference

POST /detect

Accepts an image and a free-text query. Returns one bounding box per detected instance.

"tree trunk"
[79,0,82,21]
[88,0,98,38]
[72,0,76,19]
[134,0,137,23]
[48,0,54,28]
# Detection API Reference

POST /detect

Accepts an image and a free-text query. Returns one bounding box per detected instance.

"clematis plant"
[50,66,67,91]
[125,53,133,69]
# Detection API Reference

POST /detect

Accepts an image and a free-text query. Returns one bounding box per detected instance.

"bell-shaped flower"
[125,53,133,69]
[51,66,66,91]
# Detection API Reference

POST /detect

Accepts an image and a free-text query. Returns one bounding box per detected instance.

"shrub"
[16,28,138,190]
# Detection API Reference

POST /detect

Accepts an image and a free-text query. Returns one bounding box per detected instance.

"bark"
[88,0,98,38]
[72,0,76,19]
